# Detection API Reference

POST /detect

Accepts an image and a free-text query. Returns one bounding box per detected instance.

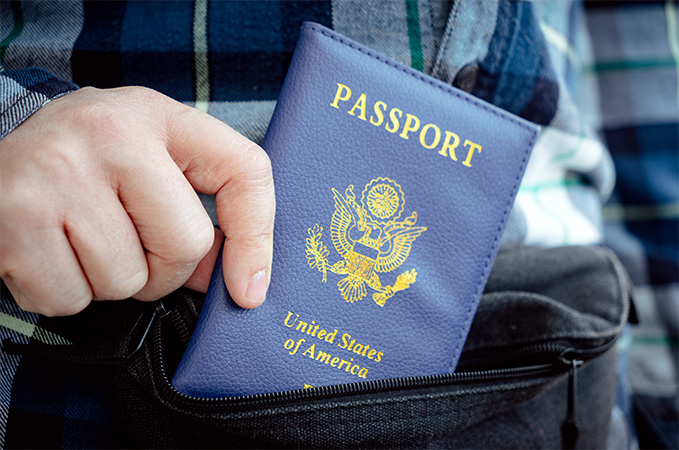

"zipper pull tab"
[559,351,583,449]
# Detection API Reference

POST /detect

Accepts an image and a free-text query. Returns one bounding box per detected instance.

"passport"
[172,22,539,397]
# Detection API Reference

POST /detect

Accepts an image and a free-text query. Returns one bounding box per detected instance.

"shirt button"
[453,63,479,93]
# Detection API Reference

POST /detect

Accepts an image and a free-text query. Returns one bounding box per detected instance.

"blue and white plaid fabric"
[585,2,678,448]
[0,67,76,139]
[0,0,676,448]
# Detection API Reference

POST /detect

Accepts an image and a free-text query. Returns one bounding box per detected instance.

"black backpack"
[3,245,631,449]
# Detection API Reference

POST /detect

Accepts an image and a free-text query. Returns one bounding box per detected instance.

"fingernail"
[244,269,268,307]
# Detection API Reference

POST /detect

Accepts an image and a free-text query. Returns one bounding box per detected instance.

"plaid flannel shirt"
[585,2,678,448]
[0,0,676,448]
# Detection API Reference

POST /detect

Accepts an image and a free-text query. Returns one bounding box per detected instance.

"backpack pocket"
[114,245,631,449]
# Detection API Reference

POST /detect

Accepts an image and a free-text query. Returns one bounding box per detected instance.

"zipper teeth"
[154,320,555,408]
[154,251,632,408]
[166,308,192,345]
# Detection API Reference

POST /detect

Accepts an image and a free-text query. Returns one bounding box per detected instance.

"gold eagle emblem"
[305,177,426,306]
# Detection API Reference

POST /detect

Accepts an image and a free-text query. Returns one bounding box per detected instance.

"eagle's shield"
[305,177,426,306]
[346,241,379,282]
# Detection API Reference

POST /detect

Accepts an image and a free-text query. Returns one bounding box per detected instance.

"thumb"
[162,101,274,308]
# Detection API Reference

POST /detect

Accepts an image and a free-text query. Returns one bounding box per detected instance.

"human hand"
[0,86,274,316]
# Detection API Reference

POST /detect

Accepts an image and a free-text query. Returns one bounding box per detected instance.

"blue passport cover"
[172,23,538,397]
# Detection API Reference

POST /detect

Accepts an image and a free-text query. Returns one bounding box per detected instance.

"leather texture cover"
[172,22,538,397]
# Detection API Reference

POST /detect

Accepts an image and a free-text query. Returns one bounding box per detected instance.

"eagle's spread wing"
[375,226,426,273]
[330,188,355,258]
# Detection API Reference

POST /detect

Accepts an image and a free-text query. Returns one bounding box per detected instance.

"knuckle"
[78,85,100,96]
[1,186,33,220]
[37,142,85,184]
[164,106,207,152]
[119,86,167,118]
[227,229,274,252]
[71,91,140,142]
[94,269,148,301]
[73,86,100,102]
[70,86,164,145]
[37,292,92,317]
[193,225,216,256]
[239,145,273,190]
[55,294,92,317]
[0,191,54,236]
[121,85,159,101]
[173,222,215,264]
[239,144,273,181]
[3,138,84,194]
[74,98,123,129]
[160,217,214,266]
[3,266,93,317]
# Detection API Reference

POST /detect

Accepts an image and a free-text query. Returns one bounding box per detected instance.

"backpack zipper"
[146,246,632,448]
[149,311,601,449]
[151,304,614,411]
[562,357,583,449]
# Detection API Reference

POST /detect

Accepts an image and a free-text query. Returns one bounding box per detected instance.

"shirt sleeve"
[0,67,79,140]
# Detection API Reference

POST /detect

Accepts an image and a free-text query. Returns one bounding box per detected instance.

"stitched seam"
[305,23,538,370]
[431,0,461,80]
[448,131,532,368]
[306,24,536,135]
[426,0,435,73]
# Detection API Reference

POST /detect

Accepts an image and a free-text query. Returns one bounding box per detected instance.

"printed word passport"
[172,23,539,397]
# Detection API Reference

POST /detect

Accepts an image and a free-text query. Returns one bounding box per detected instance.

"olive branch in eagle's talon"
[306,224,329,283]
